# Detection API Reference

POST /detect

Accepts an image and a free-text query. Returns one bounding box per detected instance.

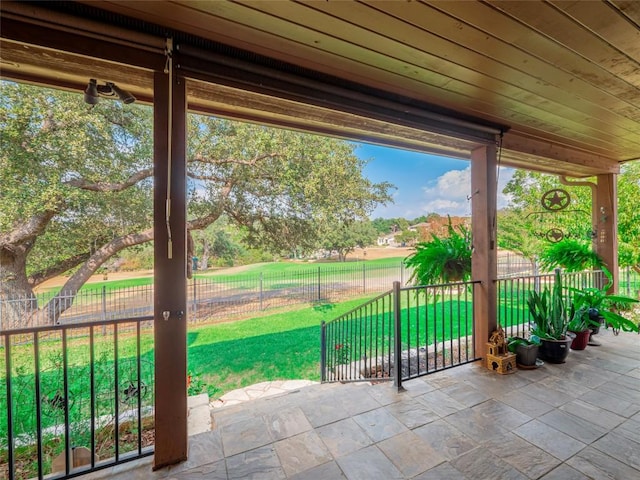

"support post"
[471,144,498,360]
[392,281,403,391]
[595,174,618,292]
[153,69,188,469]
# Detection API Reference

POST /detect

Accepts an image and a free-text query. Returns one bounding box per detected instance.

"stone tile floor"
[88,329,640,479]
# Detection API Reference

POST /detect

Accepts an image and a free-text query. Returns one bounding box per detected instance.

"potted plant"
[507,336,540,368]
[527,269,574,363]
[566,308,598,350]
[404,217,471,285]
[570,279,639,338]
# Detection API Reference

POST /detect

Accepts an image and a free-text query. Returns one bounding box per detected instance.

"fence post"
[362,263,366,294]
[320,321,326,382]
[393,281,403,392]
[317,267,321,301]
[625,266,631,296]
[259,273,264,311]
[400,261,404,286]
[101,286,107,322]
[192,279,197,322]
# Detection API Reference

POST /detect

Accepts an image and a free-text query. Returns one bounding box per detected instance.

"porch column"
[153,70,188,469]
[595,173,618,292]
[471,144,498,359]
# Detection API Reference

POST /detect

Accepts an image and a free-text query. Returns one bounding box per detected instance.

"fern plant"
[539,239,605,273]
[404,217,471,286]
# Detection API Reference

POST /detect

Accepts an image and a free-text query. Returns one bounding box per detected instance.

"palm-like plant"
[528,270,570,340]
[570,284,639,333]
[404,218,471,286]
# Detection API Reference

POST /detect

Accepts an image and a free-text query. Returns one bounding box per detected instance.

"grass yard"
[187,297,373,397]
[35,256,406,296]
[0,297,375,439]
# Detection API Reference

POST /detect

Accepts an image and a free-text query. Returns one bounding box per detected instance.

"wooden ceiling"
[2,1,639,176]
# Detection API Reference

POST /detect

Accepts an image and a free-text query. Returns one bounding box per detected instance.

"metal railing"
[321,280,481,388]
[1,263,409,331]
[496,269,608,339]
[2,253,575,331]
[322,267,639,387]
[1,317,154,480]
[320,290,395,383]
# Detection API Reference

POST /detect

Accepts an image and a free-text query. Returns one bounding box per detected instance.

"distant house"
[376,233,398,246]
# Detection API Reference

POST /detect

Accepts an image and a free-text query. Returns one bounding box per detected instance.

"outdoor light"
[83,78,136,105]
[109,82,136,104]
[83,78,100,104]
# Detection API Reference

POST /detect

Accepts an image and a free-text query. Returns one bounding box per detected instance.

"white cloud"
[419,166,514,216]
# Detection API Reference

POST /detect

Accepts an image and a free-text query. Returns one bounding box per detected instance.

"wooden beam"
[596,174,619,292]
[471,144,498,360]
[502,132,620,175]
[0,16,164,71]
[153,69,188,470]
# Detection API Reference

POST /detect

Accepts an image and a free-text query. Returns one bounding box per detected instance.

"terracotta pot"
[569,330,590,350]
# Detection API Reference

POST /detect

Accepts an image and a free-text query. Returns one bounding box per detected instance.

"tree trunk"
[0,244,38,330]
[200,238,210,270]
[41,228,154,324]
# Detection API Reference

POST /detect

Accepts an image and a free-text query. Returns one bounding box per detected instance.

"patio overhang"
[2,1,637,177]
[2,0,637,472]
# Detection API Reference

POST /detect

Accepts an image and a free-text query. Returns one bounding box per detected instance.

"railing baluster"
[5,334,15,480]
[136,320,142,455]
[34,332,43,480]
[63,328,70,476]
[114,324,119,462]
[90,325,96,469]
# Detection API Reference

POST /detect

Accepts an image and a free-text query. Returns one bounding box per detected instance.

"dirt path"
[34,247,412,293]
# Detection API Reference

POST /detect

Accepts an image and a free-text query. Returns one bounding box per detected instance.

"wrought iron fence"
[321,280,481,387]
[321,290,395,384]
[2,255,582,331]
[1,317,154,480]
[496,269,608,339]
[1,263,410,331]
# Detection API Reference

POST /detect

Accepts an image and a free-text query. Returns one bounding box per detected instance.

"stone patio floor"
[87,329,640,479]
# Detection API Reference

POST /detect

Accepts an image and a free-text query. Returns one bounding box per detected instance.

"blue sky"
[356,143,515,220]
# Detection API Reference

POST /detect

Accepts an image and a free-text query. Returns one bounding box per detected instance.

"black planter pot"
[538,335,574,364]
[588,312,605,335]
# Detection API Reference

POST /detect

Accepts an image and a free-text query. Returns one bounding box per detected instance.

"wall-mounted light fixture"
[84,78,136,105]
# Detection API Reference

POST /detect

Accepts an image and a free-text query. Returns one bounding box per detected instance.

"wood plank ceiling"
[2,0,639,177]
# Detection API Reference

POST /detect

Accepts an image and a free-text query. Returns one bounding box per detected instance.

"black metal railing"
[1,317,154,480]
[321,290,395,383]
[322,269,626,388]
[321,280,481,388]
[395,281,480,387]
[496,269,606,339]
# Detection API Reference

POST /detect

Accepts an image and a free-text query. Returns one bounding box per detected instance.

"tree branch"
[189,153,279,167]
[0,209,59,247]
[187,182,234,230]
[42,181,236,323]
[64,167,154,192]
[28,251,92,287]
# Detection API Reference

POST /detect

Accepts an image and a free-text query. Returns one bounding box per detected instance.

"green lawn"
[187,297,373,396]
[0,296,374,441]
[196,256,404,280]
[36,256,406,296]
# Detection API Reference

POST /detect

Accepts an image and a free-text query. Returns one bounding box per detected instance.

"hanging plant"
[539,239,605,273]
[404,217,472,285]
